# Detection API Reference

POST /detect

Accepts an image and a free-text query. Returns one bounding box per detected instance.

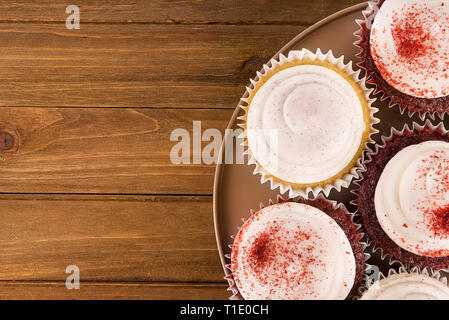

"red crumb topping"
[431,204,449,235]
[244,222,326,299]
[424,204,449,238]
[412,150,449,241]
[414,150,449,241]
[391,9,433,62]
[231,203,331,299]
[247,226,281,275]
[419,249,449,257]
[370,2,449,98]
[416,149,449,192]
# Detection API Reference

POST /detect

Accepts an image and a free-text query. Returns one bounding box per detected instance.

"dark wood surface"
[0,0,366,299]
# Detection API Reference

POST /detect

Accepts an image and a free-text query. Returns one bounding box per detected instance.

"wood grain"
[0,0,367,299]
[0,281,229,300]
[0,0,366,24]
[0,23,301,108]
[0,107,233,194]
[0,194,224,282]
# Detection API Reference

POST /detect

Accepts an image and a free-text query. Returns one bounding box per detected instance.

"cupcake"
[356,0,449,118]
[356,122,449,270]
[240,49,378,199]
[228,197,366,300]
[361,268,449,300]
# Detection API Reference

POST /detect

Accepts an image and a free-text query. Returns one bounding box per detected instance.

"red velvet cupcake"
[226,196,367,300]
[355,121,449,270]
[355,0,449,118]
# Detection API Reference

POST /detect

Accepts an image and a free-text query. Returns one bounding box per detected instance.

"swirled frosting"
[246,63,366,185]
[231,202,356,300]
[375,140,449,257]
[361,273,449,300]
[370,0,449,98]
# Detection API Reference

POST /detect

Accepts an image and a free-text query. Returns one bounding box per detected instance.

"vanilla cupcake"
[240,49,378,198]
[356,122,449,270]
[356,0,449,118]
[229,198,366,300]
[361,271,449,300]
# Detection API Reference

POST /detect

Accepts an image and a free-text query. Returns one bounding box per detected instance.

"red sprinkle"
[391,14,431,62]
[426,204,449,238]
[248,228,280,275]
[231,203,332,299]
[414,150,449,241]
[370,3,449,98]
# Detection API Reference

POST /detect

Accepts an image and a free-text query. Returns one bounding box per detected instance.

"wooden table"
[0,0,365,299]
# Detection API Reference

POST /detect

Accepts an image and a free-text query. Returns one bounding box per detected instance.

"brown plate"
[213,1,432,298]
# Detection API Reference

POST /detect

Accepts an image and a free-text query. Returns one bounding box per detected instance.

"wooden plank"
[0,107,233,194]
[0,194,225,282]
[0,23,301,108]
[0,0,366,24]
[0,281,229,300]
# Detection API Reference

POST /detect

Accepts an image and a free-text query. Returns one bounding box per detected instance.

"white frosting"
[246,64,365,184]
[361,273,449,300]
[375,141,449,257]
[370,0,449,98]
[231,202,356,300]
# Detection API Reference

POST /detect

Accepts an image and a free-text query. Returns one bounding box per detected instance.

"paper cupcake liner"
[353,240,404,299]
[359,265,448,299]
[238,48,379,199]
[352,119,449,273]
[224,194,371,300]
[354,0,449,120]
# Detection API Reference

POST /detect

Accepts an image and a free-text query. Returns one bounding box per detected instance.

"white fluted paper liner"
[238,48,379,200]
[359,265,449,300]
[353,0,380,56]
[351,119,449,274]
[353,240,404,299]
[224,194,371,300]
[354,0,447,121]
